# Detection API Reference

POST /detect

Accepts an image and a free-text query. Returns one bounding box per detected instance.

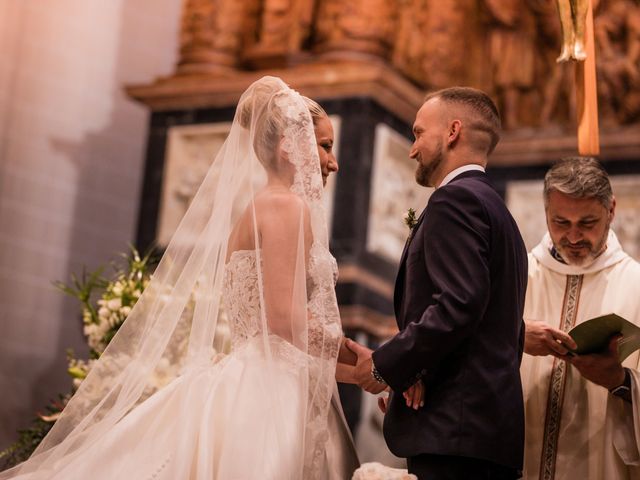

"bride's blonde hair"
[238,85,327,169]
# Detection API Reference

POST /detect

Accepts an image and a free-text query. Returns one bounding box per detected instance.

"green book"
[569,313,640,361]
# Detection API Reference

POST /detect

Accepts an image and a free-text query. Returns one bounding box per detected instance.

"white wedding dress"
[3,76,359,480]
[12,248,358,480]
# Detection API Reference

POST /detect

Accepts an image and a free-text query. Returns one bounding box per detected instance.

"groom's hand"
[403,380,424,410]
[345,339,387,394]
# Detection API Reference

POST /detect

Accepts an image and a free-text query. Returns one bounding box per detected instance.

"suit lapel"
[392,171,489,325]
[393,207,427,317]
[398,207,427,267]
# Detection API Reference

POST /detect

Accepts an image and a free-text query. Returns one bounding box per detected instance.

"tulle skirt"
[13,339,358,479]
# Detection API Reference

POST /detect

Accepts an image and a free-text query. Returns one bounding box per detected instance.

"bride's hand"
[377,390,390,414]
[334,337,362,383]
[337,336,358,366]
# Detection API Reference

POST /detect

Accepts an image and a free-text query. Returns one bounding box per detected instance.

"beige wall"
[0,0,182,448]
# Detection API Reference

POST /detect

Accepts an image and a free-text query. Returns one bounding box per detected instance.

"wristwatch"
[609,368,632,403]
[371,362,387,385]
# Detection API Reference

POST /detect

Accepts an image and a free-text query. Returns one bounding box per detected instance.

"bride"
[2,76,360,479]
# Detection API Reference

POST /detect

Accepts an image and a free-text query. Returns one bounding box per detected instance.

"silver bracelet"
[371,363,386,384]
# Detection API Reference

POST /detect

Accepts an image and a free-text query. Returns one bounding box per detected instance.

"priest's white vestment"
[522,231,640,480]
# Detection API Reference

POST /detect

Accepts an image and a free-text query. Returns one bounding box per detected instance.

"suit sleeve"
[372,184,491,392]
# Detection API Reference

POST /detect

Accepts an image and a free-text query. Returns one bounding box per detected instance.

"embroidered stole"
[539,274,583,480]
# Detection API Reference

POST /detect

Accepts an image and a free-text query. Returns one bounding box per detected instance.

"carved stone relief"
[505,180,549,252]
[367,124,433,264]
[157,123,232,246]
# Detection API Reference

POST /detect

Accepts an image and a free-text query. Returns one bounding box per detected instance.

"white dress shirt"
[438,164,485,188]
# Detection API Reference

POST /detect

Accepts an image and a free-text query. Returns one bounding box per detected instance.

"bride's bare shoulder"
[255,190,310,230]
[256,189,306,213]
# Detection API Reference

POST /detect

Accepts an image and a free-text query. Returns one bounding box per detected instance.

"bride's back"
[225,188,312,344]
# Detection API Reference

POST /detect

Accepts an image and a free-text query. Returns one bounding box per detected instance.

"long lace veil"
[2,76,342,479]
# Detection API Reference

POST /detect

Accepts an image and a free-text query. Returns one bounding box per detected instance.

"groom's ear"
[447,119,462,147]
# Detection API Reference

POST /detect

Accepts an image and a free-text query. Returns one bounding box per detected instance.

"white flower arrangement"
[352,462,417,480]
[58,248,155,385]
[2,247,233,468]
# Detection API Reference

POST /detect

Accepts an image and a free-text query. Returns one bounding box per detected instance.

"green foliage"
[0,395,68,471]
[0,247,157,469]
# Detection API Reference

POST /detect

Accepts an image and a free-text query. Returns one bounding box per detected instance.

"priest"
[522,156,640,479]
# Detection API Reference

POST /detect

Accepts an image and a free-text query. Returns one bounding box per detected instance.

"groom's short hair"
[424,87,501,155]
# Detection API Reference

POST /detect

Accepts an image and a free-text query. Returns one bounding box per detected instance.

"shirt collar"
[437,164,485,188]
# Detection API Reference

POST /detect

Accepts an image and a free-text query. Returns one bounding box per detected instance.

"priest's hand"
[524,320,577,357]
[568,335,626,390]
[345,339,387,394]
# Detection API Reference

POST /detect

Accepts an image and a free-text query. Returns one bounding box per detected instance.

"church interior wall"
[0,0,183,448]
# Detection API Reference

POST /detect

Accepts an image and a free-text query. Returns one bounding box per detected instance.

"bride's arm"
[258,194,312,343]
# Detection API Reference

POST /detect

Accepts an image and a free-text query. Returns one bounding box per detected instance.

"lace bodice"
[221,242,342,479]
[222,250,262,347]
[222,244,340,351]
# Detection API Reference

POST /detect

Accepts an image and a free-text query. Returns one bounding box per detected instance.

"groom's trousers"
[407,453,521,480]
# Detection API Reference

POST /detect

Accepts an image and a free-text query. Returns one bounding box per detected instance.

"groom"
[349,87,527,479]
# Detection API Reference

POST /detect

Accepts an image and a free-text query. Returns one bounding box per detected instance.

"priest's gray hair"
[543,156,613,209]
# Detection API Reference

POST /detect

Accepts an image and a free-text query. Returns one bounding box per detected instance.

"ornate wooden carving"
[313,0,398,59]
[243,0,315,67]
[482,0,538,129]
[142,0,640,133]
[595,0,640,125]
[177,0,259,75]
[392,0,474,89]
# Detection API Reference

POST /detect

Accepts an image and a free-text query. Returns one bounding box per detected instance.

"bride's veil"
[3,76,342,479]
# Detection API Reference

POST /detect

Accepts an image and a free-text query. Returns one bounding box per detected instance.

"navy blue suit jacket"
[372,170,527,470]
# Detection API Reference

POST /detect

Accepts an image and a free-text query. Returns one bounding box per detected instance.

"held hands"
[345,339,387,394]
[335,337,359,384]
[345,339,425,409]
[524,320,577,358]
[568,335,626,390]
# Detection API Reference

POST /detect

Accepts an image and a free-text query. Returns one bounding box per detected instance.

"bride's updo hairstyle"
[304,97,328,127]
[238,79,327,171]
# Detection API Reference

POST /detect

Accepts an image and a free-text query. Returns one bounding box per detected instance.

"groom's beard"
[415,141,444,188]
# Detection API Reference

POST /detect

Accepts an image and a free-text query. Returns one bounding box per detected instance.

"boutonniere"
[403,208,418,230]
